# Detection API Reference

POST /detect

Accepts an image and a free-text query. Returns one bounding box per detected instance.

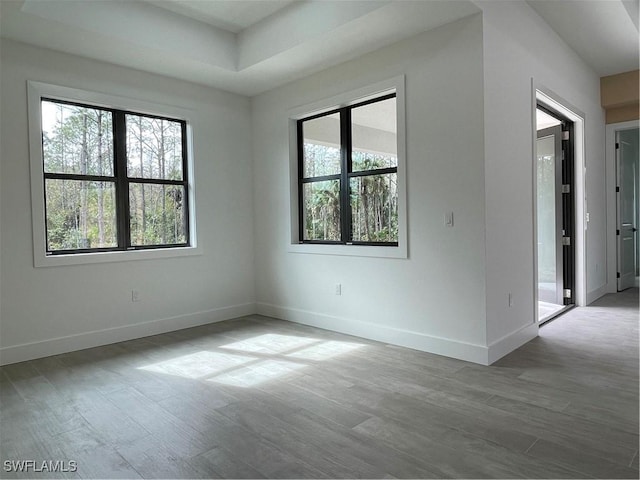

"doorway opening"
[535,105,575,323]
[616,127,639,291]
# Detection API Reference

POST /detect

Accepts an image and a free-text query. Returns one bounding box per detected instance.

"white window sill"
[288,243,407,259]
[34,245,202,268]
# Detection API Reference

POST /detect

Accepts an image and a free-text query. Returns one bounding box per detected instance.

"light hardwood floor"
[1,289,638,479]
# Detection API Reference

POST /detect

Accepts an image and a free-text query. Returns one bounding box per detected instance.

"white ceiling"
[526,0,639,76]
[0,1,637,96]
[144,0,297,33]
[0,0,481,95]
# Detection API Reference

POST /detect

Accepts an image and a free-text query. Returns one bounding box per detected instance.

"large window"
[298,94,398,245]
[40,98,189,255]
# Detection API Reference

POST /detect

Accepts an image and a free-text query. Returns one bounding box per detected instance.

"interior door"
[617,131,638,291]
[536,125,564,305]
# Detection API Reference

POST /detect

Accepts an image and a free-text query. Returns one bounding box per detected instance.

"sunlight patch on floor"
[219,333,319,354]
[137,333,367,387]
[138,351,254,379]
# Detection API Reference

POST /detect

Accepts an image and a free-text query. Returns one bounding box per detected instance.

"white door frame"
[533,86,587,315]
[606,119,640,293]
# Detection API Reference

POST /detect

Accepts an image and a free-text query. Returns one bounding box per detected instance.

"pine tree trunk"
[80,113,88,247]
[59,106,67,212]
[362,179,371,241]
[160,121,166,243]
[139,116,146,242]
[97,112,105,246]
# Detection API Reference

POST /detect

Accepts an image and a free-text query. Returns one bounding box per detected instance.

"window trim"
[287,76,407,259]
[28,81,200,267]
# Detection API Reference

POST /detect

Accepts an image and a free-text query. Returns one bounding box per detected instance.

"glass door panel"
[536,125,563,306]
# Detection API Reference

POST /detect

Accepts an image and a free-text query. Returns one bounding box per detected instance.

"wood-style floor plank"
[0,288,637,478]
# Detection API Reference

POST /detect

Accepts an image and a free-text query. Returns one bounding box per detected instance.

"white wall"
[478,1,606,352]
[0,3,610,367]
[252,15,491,363]
[0,40,255,364]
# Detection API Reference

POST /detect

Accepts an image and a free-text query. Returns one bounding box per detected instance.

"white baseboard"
[0,302,256,366]
[256,302,490,365]
[487,321,538,365]
[2,302,540,367]
[587,283,609,304]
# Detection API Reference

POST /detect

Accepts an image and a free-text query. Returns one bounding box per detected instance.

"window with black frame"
[298,94,398,245]
[41,98,189,254]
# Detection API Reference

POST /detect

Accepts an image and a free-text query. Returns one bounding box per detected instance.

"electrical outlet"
[335,283,342,296]
[132,290,141,302]
[444,212,454,227]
